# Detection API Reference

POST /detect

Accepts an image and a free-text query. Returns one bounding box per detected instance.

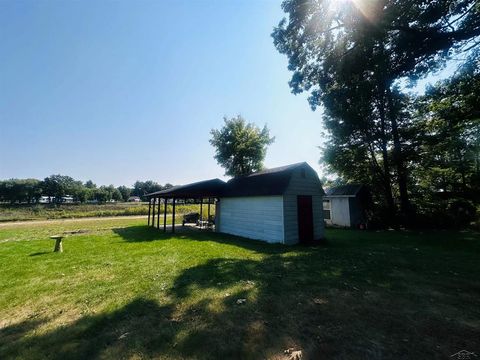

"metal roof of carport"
[146,178,226,198]
[145,162,325,234]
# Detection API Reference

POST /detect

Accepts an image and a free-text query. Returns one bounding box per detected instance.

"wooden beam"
[147,198,151,226]
[151,197,156,227]
[200,198,203,229]
[207,197,211,226]
[157,197,161,229]
[172,197,176,233]
[163,198,167,233]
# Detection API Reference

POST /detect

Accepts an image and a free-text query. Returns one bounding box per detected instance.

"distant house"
[38,195,74,204]
[38,196,54,204]
[323,184,370,228]
[61,196,74,203]
[147,162,326,245]
[127,196,141,202]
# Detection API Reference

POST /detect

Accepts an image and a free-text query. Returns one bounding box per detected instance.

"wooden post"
[164,198,167,233]
[50,235,64,253]
[152,197,156,227]
[208,198,211,227]
[200,198,203,228]
[214,198,217,229]
[172,197,176,233]
[147,198,151,226]
[157,197,160,229]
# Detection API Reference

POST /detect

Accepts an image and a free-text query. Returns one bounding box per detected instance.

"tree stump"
[50,235,64,253]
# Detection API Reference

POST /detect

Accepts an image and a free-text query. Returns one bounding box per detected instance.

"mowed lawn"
[0,219,479,359]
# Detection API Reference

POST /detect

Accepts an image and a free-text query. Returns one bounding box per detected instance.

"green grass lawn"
[0,219,479,359]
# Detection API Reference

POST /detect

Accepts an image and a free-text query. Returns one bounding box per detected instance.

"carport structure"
[145,178,226,233]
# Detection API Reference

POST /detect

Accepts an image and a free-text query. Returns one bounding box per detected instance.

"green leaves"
[413,62,480,201]
[273,0,480,224]
[209,116,275,177]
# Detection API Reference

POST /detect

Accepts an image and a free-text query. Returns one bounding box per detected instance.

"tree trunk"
[386,87,411,223]
[377,91,396,224]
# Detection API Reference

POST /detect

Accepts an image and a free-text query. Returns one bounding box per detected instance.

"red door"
[297,195,314,243]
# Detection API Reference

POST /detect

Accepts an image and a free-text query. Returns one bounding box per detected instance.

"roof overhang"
[323,195,356,198]
[146,162,325,199]
[146,178,226,198]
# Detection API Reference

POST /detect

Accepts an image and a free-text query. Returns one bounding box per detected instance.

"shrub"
[448,200,477,227]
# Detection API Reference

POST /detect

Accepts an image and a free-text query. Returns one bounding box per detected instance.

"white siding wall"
[330,197,351,227]
[283,167,325,244]
[217,196,284,243]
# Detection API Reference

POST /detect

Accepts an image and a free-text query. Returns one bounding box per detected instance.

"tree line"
[0,175,173,204]
[273,0,479,227]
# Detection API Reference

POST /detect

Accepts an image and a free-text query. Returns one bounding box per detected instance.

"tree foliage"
[131,181,167,200]
[0,177,174,204]
[0,179,42,204]
[210,116,275,177]
[117,186,132,202]
[273,0,480,225]
[42,175,83,202]
[413,59,480,207]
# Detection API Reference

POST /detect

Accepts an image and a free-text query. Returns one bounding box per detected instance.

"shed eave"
[323,195,356,198]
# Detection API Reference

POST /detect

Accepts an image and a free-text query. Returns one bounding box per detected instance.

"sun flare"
[329,0,380,22]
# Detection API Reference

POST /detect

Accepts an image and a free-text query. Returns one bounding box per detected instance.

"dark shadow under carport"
[145,178,226,234]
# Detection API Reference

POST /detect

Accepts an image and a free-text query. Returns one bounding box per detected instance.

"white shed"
[146,162,325,245]
[323,184,370,228]
[216,162,325,244]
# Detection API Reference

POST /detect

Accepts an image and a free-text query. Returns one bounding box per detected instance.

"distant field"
[0,203,214,222]
[0,218,479,359]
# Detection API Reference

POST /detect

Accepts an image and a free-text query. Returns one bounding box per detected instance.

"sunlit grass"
[0,219,479,359]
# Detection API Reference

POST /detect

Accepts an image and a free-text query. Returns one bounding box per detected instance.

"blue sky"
[0,0,453,187]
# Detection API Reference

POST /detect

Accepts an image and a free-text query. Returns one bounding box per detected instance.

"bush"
[410,199,477,229]
[448,199,477,227]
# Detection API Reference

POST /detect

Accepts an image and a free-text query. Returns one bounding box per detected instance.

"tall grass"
[0,203,216,222]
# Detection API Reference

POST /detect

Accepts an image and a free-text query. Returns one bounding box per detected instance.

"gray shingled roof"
[146,162,323,198]
[222,162,310,197]
[325,184,364,196]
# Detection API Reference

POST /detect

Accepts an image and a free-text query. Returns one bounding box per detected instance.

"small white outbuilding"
[146,162,325,245]
[216,162,325,244]
[323,184,370,228]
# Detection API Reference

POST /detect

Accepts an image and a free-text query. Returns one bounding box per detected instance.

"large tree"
[413,57,480,202]
[0,179,42,203]
[273,0,480,221]
[117,185,132,202]
[210,116,275,177]
[131,181,164,199]
[41,175,83,202]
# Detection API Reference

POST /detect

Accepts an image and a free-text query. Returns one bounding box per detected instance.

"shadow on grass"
[0,255,344,359]
[29,251,52,257]
[2,226,479,359]
[0,317,46,345]
[112,225,312,255]
[0,299,176,360]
